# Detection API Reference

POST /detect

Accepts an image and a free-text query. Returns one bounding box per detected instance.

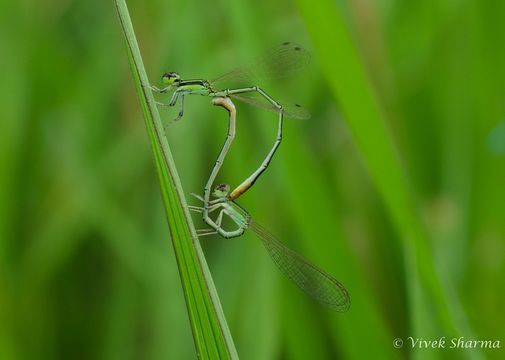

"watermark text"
[393,337,501,349]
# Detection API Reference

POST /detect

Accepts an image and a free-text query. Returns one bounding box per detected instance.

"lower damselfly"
[189,97,350,311]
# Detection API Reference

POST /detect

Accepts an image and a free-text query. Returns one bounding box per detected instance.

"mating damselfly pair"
[152,42,350,312]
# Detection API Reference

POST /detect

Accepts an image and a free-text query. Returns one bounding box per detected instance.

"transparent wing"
[211,42,310,86]
[250,221,350,312]
[230,93,311,120]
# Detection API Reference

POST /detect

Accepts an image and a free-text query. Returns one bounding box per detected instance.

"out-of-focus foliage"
[0,0,504,359]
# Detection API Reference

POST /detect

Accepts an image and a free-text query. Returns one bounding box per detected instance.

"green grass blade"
[294,0,473,346]
[113,1,237,358]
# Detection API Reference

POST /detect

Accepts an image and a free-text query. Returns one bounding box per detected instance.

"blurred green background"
[1,0,504,359]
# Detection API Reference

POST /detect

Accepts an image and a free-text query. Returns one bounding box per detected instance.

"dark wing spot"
[295,104,301,107]
[294,46,301,51]
[282,41,290,45]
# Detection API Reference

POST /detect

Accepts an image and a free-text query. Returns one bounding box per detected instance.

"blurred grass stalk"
[295,0,475,349]
[113,1,237,358]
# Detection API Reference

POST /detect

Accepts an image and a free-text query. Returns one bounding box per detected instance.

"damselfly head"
[213,183,230,198]
[161,72,181,86]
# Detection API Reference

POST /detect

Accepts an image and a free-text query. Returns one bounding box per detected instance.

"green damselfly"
[189,97,350,311]
[151,42,310,122]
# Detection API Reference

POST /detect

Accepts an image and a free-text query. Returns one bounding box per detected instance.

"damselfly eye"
[162,72,176,78]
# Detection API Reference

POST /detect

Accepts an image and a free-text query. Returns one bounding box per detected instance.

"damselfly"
[151,42,310,122]
[189,97,350,311]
